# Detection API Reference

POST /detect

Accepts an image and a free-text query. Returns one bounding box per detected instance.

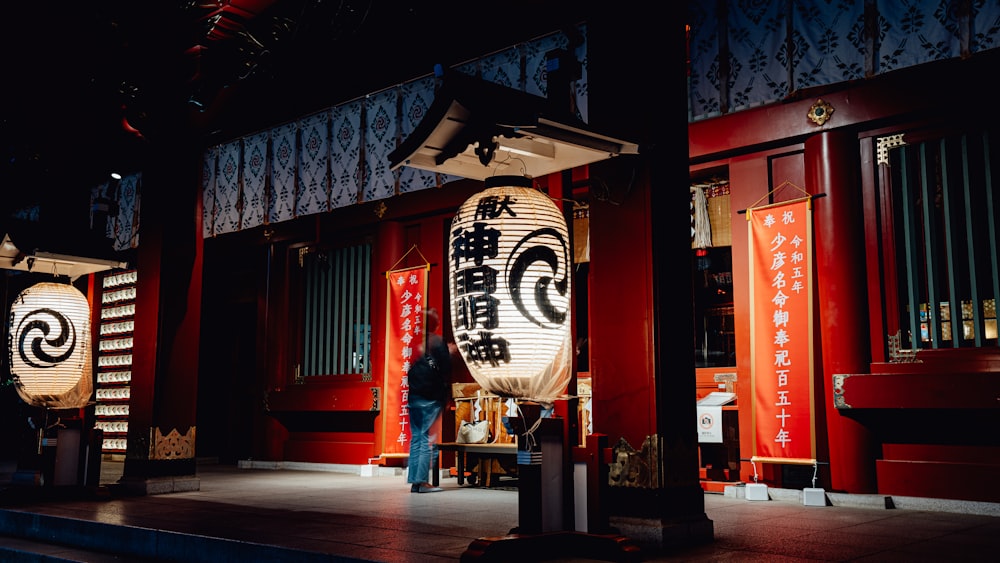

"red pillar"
[585,3,711,551]
[122,139,203,490]
[805,131,878,493]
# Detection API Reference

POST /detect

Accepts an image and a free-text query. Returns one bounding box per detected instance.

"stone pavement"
[1,461,998,562]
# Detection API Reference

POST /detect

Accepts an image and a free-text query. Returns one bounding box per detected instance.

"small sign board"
[697,392,735,444]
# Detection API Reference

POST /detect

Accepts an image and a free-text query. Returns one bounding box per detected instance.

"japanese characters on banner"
[747,197,816,465]
[382,265,429,457]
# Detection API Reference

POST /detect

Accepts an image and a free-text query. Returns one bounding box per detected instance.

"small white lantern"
[449,176,572,402]
[9,282,93,409]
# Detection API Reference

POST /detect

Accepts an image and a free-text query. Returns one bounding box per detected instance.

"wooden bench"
[433,442,517,486]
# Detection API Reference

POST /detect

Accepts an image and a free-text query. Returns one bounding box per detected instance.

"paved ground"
[1,461,999,562]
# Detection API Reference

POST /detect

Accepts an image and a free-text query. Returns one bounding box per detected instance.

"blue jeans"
[407,395,443,484]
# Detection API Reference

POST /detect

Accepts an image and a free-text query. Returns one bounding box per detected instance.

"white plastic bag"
[456,420,489,444]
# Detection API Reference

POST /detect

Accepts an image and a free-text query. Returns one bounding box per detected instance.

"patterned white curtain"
[296,111,331,216]
[269,122,297,224]
[728,1,787,113]
[688,1,721,120]
[202,147,217,237]
[688,0,1000,121]
[113,173,141,251]
[91,173,142,250]
[793,1,865,89]
[363,88,398,202]
[481,46,522,90]
[194,27,590,236]
[331,100,362,209]
[241,131,268,230]
[215,140,242,235]
[90,180,113,240]
[455,60,479,78]
[574,24,589,123]
[877,0,961,72]
[524,33,562,98]
[398,77,439,194]
[974,0,1000,50]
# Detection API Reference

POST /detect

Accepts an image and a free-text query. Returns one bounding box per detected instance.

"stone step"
[0,509,360,563]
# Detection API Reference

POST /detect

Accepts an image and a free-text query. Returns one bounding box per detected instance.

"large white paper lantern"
[9,282,93,408]
[449,175,572,403]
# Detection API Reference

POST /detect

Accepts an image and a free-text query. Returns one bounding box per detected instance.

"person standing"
[407,307,454,493]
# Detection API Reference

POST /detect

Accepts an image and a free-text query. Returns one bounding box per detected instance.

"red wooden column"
[805,130,878,493]
[121,140,204,492]
[585,4,712,553]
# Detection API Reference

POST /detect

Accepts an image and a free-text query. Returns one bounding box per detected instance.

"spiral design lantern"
[9,282,93,408]
[449,176,572,403]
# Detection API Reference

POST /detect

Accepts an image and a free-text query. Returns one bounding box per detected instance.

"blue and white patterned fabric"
[194,27,589,236]
[973,0,1000,50]
[688,1,721,120]
[688,0,1000,121]
[877,0,960,72]
[269,122,297,224]
[481,46,523,90]
[331,100,362,209]
[524,33,562,98]
[188,6,1000,239]
[793,1,866,89]
[215,140,241,235]
[574,25,589,123]
[241,131,268,230]
[113,173,141,251]
[91,174,141,250]
[454,60,479,78]
[90,181,112,239]
[398,77,439,194]
[202,147,217,237]
[363,88,398,202]
[728,1,788,113]
[105,10,1000,241]
[296,111,331,216]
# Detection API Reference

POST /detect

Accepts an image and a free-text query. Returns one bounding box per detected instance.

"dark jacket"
[409,332,451,402]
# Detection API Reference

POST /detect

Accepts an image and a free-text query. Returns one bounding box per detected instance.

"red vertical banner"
[381,265,428,457]
[747,197,816,465]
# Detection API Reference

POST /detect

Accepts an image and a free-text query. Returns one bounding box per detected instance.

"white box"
[360,464,377,477]
[745,483,769,501]
[803,487,826,506]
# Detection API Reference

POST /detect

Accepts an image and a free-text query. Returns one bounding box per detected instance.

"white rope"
[691,186,713,248]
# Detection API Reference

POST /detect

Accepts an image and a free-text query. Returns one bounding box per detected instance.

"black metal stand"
[460,402,641,562]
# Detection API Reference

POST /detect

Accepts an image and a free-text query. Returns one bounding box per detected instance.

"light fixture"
[9,282,93,409]
[388,70,639,181]
[448,175,573,403]
[110,172,122,180]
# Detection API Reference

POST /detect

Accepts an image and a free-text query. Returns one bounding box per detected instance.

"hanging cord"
[751,459,759,483]
[386,244,431,274]
[812,462,819,488]
[514,402,544,450]
[490,153,527,177]
[746,180,812,210]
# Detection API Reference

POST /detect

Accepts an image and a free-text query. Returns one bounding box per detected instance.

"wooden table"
[433,442,517,486]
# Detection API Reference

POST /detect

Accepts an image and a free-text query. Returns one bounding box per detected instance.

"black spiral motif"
[506,227,570,328]
[16,308,77,368]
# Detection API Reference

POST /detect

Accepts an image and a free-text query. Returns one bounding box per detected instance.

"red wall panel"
[588,164,655,447]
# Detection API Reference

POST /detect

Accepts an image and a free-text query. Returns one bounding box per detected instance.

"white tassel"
[690,186,713,249]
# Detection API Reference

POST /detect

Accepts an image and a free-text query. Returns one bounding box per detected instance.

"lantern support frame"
[1,234,127,281]
[387,69,639,181]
